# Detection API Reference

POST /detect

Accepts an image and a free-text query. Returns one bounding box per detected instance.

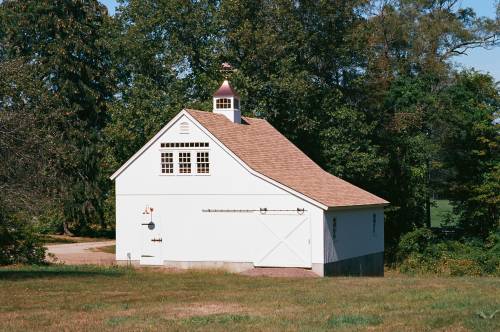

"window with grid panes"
[196,152,210,174]
[160,152,173,174]
[216,98,231,109]
[161,142,209,148]
[178,152,191,173]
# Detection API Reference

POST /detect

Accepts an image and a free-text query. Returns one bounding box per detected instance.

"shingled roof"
[186,109,388,209]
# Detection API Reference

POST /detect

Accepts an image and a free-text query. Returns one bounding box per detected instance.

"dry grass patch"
[168,302,249,318]
[89,245,116,254]
[0,265,499,331]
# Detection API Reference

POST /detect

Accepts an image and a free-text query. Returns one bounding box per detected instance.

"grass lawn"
[1,266,499,331]
[431,199,456,227]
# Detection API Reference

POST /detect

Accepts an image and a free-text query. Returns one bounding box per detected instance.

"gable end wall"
[115,114,324,266]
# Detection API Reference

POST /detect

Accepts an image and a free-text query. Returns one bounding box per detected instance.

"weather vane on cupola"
[220,62,234,79]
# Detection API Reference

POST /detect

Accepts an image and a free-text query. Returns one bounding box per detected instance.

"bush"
[396,228,500,276]
[0,214,47,265]
[397,228,436,262]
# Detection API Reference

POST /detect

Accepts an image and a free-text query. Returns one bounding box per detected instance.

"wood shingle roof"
[187,109,388,208]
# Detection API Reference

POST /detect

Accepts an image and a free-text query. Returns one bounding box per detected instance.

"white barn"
[110,80,389,276]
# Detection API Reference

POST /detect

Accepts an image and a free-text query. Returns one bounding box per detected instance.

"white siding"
[115,115,324,265]
[323,207,384,263]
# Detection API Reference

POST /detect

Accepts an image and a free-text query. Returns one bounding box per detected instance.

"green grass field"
[431,199,456,227]
[1,265,499,331]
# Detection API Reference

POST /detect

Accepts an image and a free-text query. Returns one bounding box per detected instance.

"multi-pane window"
[178,152,191,174]
[161,142,209,148]
[160,152,173,174]
[372,214,377,234]
[196,152,210,174]
[160,142,210,175]
[216,98,231,109]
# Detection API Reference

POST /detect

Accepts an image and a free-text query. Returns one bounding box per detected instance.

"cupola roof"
[213,80,239,98]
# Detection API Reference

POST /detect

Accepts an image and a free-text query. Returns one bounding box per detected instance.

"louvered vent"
[179,121,190,134]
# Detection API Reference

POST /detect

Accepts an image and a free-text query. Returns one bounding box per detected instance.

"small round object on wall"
[148,221,155,230]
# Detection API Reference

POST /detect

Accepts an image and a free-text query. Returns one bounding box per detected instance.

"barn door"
[140,207,163,266]
[254,211,311,268]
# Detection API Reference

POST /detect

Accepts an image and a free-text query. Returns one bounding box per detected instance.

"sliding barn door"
[254,212,311,268]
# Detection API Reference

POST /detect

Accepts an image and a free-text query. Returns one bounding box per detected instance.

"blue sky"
[99,0,499,81]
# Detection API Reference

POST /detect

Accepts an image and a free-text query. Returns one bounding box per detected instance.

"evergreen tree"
[0,0,114,234]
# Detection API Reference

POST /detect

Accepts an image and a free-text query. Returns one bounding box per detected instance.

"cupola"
[212,79,241,124]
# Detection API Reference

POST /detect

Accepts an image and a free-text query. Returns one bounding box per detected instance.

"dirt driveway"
[46,240,115,265]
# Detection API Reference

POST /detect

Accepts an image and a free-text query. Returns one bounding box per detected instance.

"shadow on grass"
[0,265,128,280]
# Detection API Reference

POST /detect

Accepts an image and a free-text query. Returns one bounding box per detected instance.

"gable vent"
[179,121,190,134]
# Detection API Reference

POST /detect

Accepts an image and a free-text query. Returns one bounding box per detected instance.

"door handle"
[141,221,155,229]
[151,238,162,242]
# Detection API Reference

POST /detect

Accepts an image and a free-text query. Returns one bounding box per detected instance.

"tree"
[2,0,498,261]
[358,0,500,252]
[0,59,59,264]
[110,0,499,251]
[105,0,221,172]
[438,71,499,238]
[219,0,373,166]
[0,0,114,234]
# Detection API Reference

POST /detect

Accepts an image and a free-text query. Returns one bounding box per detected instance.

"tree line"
[0,0,498,264]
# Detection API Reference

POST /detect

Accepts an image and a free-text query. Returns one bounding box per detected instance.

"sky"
[99,0,500,81]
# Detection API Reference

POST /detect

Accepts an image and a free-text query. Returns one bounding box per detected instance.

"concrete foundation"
[324,251,384,276]
[163,260,254,273]
[115,258,383,277]
[117,260,252,273]
[118,259,323,275]
[311,263,324,276]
